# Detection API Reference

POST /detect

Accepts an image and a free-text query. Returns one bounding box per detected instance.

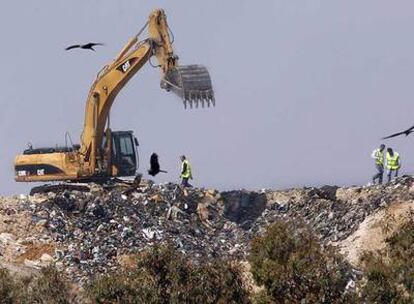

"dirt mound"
[338,201,414,266]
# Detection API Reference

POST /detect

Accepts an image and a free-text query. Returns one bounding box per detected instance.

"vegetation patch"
[249,220,355,303]
[87,245,250,304]
[359,215,414,303]
[0,265,75,303]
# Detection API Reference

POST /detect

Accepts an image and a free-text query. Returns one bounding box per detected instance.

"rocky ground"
[0,176,413,285]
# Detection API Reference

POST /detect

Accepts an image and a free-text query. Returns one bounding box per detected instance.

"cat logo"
[117,57,138,73]
[121,61,131,72]
[17,170,27,177]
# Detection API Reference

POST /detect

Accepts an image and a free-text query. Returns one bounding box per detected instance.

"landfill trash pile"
[18,182,250,283]
[0,176,413,284]
[252,176,414,243]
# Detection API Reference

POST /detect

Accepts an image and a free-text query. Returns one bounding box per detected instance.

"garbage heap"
[22,182,251,283]
[253,176,414,243]
[4,176,413,284]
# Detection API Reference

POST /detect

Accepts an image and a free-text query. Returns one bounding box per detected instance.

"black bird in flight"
[148,153,168,176]
[65,42,104,51]
[382,125,414,139]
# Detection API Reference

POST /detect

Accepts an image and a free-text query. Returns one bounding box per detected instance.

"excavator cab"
[107,131,138,177]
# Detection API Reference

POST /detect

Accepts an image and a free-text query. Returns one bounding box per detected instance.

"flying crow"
[65,42,104,51]
[148,153,168,176]
[382,125,414,139]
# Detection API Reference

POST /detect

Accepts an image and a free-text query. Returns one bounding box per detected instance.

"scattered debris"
[254,176,414,244]
[0,176,413,284]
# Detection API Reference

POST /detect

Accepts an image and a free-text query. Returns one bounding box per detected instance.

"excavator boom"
[14,9,214,184]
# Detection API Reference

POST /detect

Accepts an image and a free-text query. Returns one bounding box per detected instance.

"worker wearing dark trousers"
[180,155,193,187]
[371,144,385,184]
[386,148,401,183]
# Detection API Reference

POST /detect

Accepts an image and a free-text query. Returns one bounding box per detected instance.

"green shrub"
[249,220,354,304]
[0,266,74,304]
[251,290,276,304]
[87,245,250,304]
[359,217,414,303]
[25,265,75,304]
[386,217,414,294]
[0,268,17,304]
[86,270,160,304]
[359,252,404,304]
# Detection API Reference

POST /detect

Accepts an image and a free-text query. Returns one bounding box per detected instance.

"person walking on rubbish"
[180,155,193,187]
[386,147,401,183]
[371,144,385,184]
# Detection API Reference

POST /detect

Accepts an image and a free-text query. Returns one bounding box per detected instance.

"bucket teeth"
[161,65,215,108]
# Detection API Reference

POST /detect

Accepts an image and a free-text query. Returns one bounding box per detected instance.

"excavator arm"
[14,8,214,184]
[79,34,152,174]
[79,9,214,176]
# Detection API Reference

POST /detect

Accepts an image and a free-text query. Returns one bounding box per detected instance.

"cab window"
[119,136,134,155]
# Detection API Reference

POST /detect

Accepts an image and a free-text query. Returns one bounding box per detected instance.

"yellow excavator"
[14,9,214,193]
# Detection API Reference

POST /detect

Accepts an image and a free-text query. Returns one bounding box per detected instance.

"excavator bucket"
[161,65,215,108]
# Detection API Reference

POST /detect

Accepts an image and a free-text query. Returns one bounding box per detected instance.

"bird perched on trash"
[148,153,168,176]
[383,125,414,139]
[65,42,104,51]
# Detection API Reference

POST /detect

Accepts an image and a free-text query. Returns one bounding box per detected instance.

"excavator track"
[29,175,143,196]
[29,184,91,196]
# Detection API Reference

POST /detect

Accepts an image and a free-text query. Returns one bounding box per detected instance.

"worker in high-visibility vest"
[386,147,401,183]
[371,144,385,184]
[180,155,193,187]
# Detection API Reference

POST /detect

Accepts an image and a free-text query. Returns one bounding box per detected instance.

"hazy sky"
[1,1,414,195]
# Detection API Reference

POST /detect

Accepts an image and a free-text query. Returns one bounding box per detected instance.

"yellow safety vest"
[374,149,384,166]
[386,152,400,170]
[181,160,192,179]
